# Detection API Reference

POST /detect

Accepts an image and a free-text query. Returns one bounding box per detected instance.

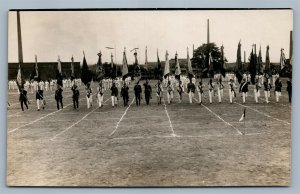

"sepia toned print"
[7,9,292,186]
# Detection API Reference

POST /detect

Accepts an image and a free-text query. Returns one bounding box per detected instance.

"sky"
[8,10,293,64]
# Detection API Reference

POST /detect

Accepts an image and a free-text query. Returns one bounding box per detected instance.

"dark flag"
[30,55,39,81]
[265,45,271,76]
[16,64,25,90]
[249,47,257,84]
[174,52,181,80]
[208,51,214,77]
[110,53,116,79]
[235,41,243,83]
[122,48,129,80]
[56,56,63,87]
[157,49,162,80]
[96,51,105,81]
[236,41,242,71]
[81,52,92,86]
[70,55,75,81]
[257,45,263,74]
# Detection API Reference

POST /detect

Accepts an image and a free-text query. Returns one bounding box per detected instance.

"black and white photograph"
[7,9,292,186]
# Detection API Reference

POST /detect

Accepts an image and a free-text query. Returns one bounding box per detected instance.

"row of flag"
[16,42,288,90]
[235,41,287,84]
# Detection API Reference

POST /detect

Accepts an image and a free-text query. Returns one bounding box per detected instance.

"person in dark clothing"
[239,78,249,103]
[19,87,28,111]
[55,85,63,110]
[120,82,129,106]
[143,80,152,105]
[275,77,282,102]
[71,84,79,109]
[287,78,292,103]
[110,82,118,107]
[134,81,142,106]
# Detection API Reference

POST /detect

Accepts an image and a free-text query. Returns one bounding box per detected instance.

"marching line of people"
[13,75,292,112]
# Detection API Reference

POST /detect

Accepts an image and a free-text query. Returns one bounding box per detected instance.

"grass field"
[6,79,291,186]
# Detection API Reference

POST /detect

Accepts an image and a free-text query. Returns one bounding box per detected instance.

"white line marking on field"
[201,103,243,135]
[50,98,110,141]
[162,99,177,137]
[111,131,291,140]
[8,94,96,134]
[109,98,135,136]
[234,102,291,125]
[189,95,243,135]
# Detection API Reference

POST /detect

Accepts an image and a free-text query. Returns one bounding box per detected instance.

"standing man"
[228,79,236,104]
[71,84,79,109]
[197,81,204,104]
[166,80,174,104]
[208,78,214,104]
[275,77,282,103]
[110,82,118,107]
[143,80,152,105]
[120,82,129,106]
[239,78,249,103]
[254,77,261,103]
[217,78,224,103]
[134,81,142,106]
[55,85,63,110]
[156,80,163,105]
[36,79,45,111]
[263,78,272,104]
[45,80,49,91]
[97,81,104,108]
[187,79,196,104]
[86,82,93,109]
[19,87,28,111]
[287,78,292,103]
[177,80,183,103]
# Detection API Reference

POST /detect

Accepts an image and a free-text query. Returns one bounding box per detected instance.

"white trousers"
[242,92,246,103]
[198,92,203,103]
[275,91,281,102]
[217,88,222,103]
[111,96,117,107]
[254,89,258,103]
[208,90,213,103]
[36,99,44,110]
[264,91,270,103]
[86,96,93,108]
[229,89,234,103]
[167,91,173,104]
[189,92,194,104]
[97,93,104,107]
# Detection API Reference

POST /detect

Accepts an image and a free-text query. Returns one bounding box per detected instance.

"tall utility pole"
[207,19,210,44]
[17,11,23,64]
[289,30,293,64]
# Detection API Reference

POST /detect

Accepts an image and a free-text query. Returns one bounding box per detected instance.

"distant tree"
[192,43,222,78]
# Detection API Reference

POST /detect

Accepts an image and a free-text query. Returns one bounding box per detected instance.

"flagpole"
[115,45,117,78]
